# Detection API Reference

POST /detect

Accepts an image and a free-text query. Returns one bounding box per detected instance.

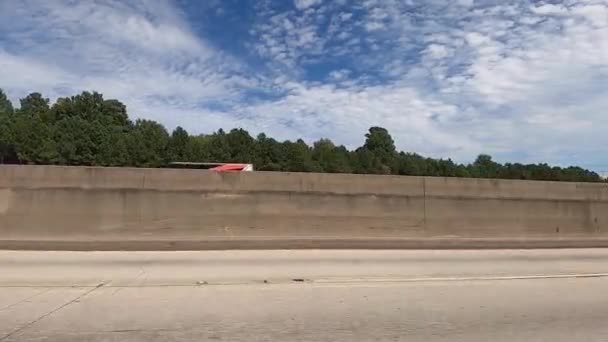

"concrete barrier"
[1,165,608,250]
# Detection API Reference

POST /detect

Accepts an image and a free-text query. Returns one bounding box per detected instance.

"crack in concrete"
[3,272,607,290]
[0,283,105,341]
[0,288,52,312]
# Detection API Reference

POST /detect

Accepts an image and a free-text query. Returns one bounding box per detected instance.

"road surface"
[2,249,608,341]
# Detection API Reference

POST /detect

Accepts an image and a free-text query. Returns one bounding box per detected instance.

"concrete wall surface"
[1,165,608,245]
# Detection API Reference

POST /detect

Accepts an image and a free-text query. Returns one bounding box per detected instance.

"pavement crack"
[0,288,52,312]
[313,273,608,286]
[109,328,173,333]
[0,283,105,341]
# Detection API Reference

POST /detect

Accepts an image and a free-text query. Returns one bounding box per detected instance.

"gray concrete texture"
[2,250,608,341]
[1,165,608,247]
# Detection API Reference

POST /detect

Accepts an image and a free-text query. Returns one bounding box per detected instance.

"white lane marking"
[314,273,608,285]
[2,273,608,288]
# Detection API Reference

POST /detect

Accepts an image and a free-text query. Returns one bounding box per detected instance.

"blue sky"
[1,0,607,169]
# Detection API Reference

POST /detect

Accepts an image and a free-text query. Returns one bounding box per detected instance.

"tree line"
[0,89,602,182]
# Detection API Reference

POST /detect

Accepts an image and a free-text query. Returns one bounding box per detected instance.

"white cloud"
[339,12,353,21]
[251,4,333,68]
[364,21,385,31]
[465,32,491,47]
[0,0,255,132]
[235,81,477,157]
[2,0,608,169]
[531,4,568,16]
[0,50,74,95]
[336,31,351,40]
[425,44,452,59]
[327,69,351,81]
[457,0,475,7]
[294,0,322,11]
[572,4,608,27]
[438,1,608,164]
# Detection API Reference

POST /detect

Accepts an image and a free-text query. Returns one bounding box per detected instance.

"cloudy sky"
[1,0,607,168]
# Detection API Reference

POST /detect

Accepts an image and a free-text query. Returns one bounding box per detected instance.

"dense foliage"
[0,89,602,182]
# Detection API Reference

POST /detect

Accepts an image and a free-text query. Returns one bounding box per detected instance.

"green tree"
[254,133,284,171]
[100,99,130,127]
[185,135,212,162]
[96,126,130,166]
[559,166,601,182]
[360,127,397,174]
[167,126,190,162]
[0,89,14,115]
[225,128,255,162]
[282,139,319,172]
[12,92,58,163]
[53,117,97,165]
[12,115,59,164]
[312,139,351,173]
[0,116,12,163]
[207,129,231,162]
[498,163,530,180]
[397,152,426,176]
[528,163,557,181]
[350,148,379,174]
[0,89,15,163]
[19,93,51,121]
[469,154,501,178]
[127,119,169,167]
[52,92,130,126]
[0,88,604,183]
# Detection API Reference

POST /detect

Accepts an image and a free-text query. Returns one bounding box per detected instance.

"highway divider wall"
[1,165,607,244]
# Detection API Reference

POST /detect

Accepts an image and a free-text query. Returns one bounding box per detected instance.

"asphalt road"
[2,249,608,341]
